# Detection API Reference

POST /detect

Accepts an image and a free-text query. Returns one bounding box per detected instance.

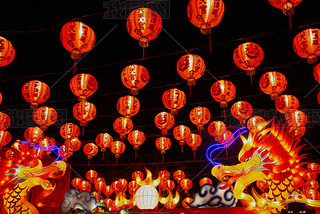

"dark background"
[1,0,320,200]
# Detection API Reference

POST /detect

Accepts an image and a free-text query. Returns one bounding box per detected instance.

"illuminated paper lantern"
[0,36,15,67]
[275,94,299,119]
[177,54,205,86]
[210,80,236,108]
[83,143,98,160]
[0,112,11,131]
[24,127,44,144]
[247,116,266,133]
[66,138,81,152]
[173,170,185,183]
[0,130,11,149]
[189,106,211,130]
[117,95,140,118]
[113,117,133,139]
[173,125,191,153]
[207,121,227,141]
[110,140,125,159]
[199,177,213,187]
[186,133,202,153]
[86,170,98,183]
[121,64,149,95]
[154,111,175,135]
[259,71,287,100]
[22,80,50,109]
[33,106,57,131]
[135,185,159,209]
[127,130,145,157]
[180,178,193,193]
[95,133,113,152]
[162,88,186,115]
[70,73,98,102]
[231,101,253,125]
[71,177,83,190]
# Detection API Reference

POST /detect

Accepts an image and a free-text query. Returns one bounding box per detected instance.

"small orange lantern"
[259,71,287,100]
[119,178,128,190]
[219,130,234,145]
[117,95,140,118]
[33,106,57,131]
[95,180,106,194]
[247,116,266,133]
[30,147,45,159]
[154,111,175,135]
[83,143,98,163]
[24,127,44,144]
[111,180,122,193]
[155,137,171,161]
[307,163,320,173]
[71,177,83,190]
[199,177,213,187]
[287,110,307,128]
[132,171,144,180]
[60,123,80,142]
[95,133,113,153]
[0,112,10,131]
[293,28,320,64]
[60,145,73,161]
[73,101,96,133]
[127,130,145,157]
[207,121,226,141]
[275,94,299,119]
[173,170,185,184]
[121,64,149,95]
[110,140,125,160]
[0,130,11,149]
[162,88,186,115]
[186,133,202,159]
[289,126,305,139]
[5,149,15,160]
[160,179,175,191]
[210,80,236,108]
[182,197,194,209]
[128,180,140,195]
[306,180,319,191]
[91,191,101,200]
[39,137,56,155]
[158,170,170,181]
[113,117,133,139]
[79,180,91,192]
[103,185,114,197]
[69,73,98,102]
[173,125,191,153]
[189,106,211,130]
[0,36,15,67]
[231,101,253,125]
[94,177,106,185]
[177,54,205,86]
[180,178,193,193]
[66,138,81,152]
[86,170,98,183]
[22,80,50,109]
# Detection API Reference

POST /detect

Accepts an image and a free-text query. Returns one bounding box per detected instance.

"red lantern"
[287,110,307,128]
[24,127,44,144]
[247,116,266,133]
[160,179,175,191]
[189,106,211,130]
[95,180,106,194]
[313,63,320,83]
[210,80,236,108]
[207,121,226,141]
[128,130,145,151]
[113,117,133,139]
[162,88,186,115]
[259,71,287,100]
[177,54,205,86]
[187,0,225,35]
[128,180,140,195]
[110,140,125,159]
[39,137,56,154]
[154,111,175,135]
[182,197,194,209]
[94,177,106,186]
[5,149,15,160]
[95,133,113,152]
[158,170,170,181]
[83,143,98,159]
[199,177,213,187]
[91,191,101,200]
[0,112,11,131]
[306,189,320,200]
[119,178,128,190]
[22,80,50,109]
[173,170,185,184]
[121,64,149,95]
[103,185,114,197]
[11,140,30,155]
[293,28,320,64]
[155,137,171,156]
[127,8,162,49]
[79,180,91,192]
[60,123,80,141]
[180,178,193,193]
[306,180,319,191]
[30,147,45,159]
[219,130,234,145]
[111,180,122,193]
[307,163,320,173]
[66,138,81,152]
[0,130,11,149]
[33,106,57,131]
[173,125,191,153]
[70,73,98,102]
[71,177,83,190]
[73,101,96,129]
[132,171,144,181]
[60,145,73,161]
[275,94,299,119]
[117,95,140,119]
[86,170,98,183]
[288,126,305,139]
[186,133,202,152]
[231,101,253,125]
[0,36,15,67]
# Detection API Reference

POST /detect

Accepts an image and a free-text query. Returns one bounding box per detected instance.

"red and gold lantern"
[162,88,186,115]
[71,177,83,190]
[158,170,170,181]
[83,143,98,160]
[22,80,50,109]
[247,116,266,133]
[275,94,299,119]
[24,127,44,144]
[128,180,140,195]
[173,125,191,153]
[180,178,193,193]
[103,185,114,197]
[210,80,236,108]
[199,177,213,187]
[132,171,144,181]
[313,63,320,83]
[0,36,15,67]
[33,106,57,131]
[111,180,122,193]
[173,170,185,184]
[231,101,253,125]
[95,180,106,194]
[39,137,56,154]
[189,106,211,130]
[70,73,98,102]
[73,101,96,129]
[86,170,98,183]
[0,130,11,149]
[95,133,113,152]
[287,110,307,128]
[79,180,91,192]
[113,117,133,139]
[0,112,10,131]
[182,197,194,209]
[60,145,73,161]
[66,138,81,152]
[186,133,202,152]
[219,130,234,145]
[154,111,175,135]
[121,64,149,95]
[207,121,226,141]
[155,137,171,156]
[177,54,205,86]
[128,130,145,151]
[259,71,287,100]
[117,95,140,118]
[60,123,80,142]
[160,179,175,191]
[110,140,125,159]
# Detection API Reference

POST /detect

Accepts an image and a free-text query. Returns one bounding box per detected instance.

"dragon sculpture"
[210,120,320,214]
[0,147,67,214]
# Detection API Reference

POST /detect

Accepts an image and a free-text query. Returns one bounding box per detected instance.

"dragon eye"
[245,157,251,162]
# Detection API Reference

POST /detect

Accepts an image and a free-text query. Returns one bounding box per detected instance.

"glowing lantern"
[210,80,236,108]
[233,42,264,81]
[103,185,113,197]
[182,197,194,208]
[135,185,159,210]
[86,170,98,183]
[110,140,125,160]
[119,178,128,190]
[128,130,145,157]
[59,145,73,161]
[173,170,185,184]
[60,21,95,72]
[219,130,234,145]
[287,110,307,128]
[186,133,202,153]
[11,140,30,155]
[162,88,186,115]
[127,8,162,55]
[176,54,205,86]
[30,147,45,159]
[0,130,11,149]
[39,137,56,154]
[293,28,320,64]
[22,80,50,109]
[128,180,140,195]
[79,180,91,192]
[187,0,225,35]
[94,177,106,186]
[71,177,83,190]
[247,116,266,133]
[113,117,133,139]
[199,177,213,187]
[132,171,144,180]
[158,170,170,181]
[117,95,140,118]
[95,180,106,194]
[275,94,299,119]
[95,133,113,152]
[154,111,175,135]
[60,123,80,142]
[189,106,211,130]
[180,178,193,193]
[259,71,287,100]
[0,112,11,131]
[207,121,226,141]
[83,143,98,160]
[306,189,320,200]
[160,179,175,191]
[314,63,320,83]
[66,138,81,152]
[5,149,15,159]
[0,36,15,67]
[70,73,98,102]
[306,180,319,191]
[289,126,305,139]
[111,180,122,193]
[33,106,57,131]
[73,101,96,128]
[121,64,149,95]
[91,192,101,200]
[173,125,191,153]
[155,137,171,161]
[231,101,253,125]
[307,163,320,173]
[24,127,44,144]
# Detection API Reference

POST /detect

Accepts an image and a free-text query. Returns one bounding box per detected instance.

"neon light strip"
[20,141,64,162]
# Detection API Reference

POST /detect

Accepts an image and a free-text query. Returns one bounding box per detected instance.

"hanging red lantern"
[70,73,98,102]
[95,180,106,194]
[186,133,202,152]
[210,80,236,108]
[22,80,50,109]
[60,145,72,161]
[293,28,320,64]
[177,54,205,86]
[231,101,253,125]
[158,170,170,181]
[306,189,320,200]
[91,191,100,200]
[24,127,44,144]
[287,110,307,128]
[121,64,149,95]
[199,177,213,187]
[307,163,320,173]
[71,177,83,190]
[180,178,193,193]
[0,130,11,149]
[275,94,299,119]
[39,137,56,154]
[79,180,91,192]
[11,140,30,155]
[83,143,98,160]
[95,133,113,152]
[113,117,133,139]
[110,140,125,159]
[155,137,171,157]
[119,178,128,190]
[306,180,319,191]
[128,180,140,195]
[30,147,45,159]
[313,63,320,83]
[259,71,287,100]
[128,130,145,151]
[103,185,114,197]
[160,179,175,191]
[219,130,234,145]
[33,106,57,131]
[111,180,122,193]
[189,106,211,130]
[73,101,96,130]
[207,121,226,141]
[94,177,106,186]
[187,0,225,35]
[0,36,15,67]
[86,170,98,183]
[182,197,194,209]
[132,171,144,181]
[154,111,175,135]
[66,138,81,152]
[60,123,80,142]
[173,170,185,184]
[162,88,186,115]
[173,125,191,153]
[0,112,11,131]
[247,116,266,134]
[117,95,140,118]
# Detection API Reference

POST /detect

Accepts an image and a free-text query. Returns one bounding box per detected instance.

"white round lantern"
[134,185,159,209]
